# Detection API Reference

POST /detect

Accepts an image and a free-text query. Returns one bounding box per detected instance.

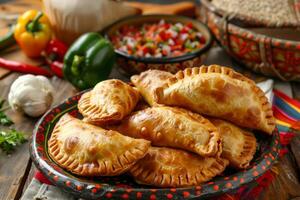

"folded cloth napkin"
[21,80,300,200]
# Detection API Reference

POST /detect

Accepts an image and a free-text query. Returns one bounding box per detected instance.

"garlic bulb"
[43,0,140,44]
[8,75,54,117]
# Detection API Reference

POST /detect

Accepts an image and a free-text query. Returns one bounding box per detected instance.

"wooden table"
[0,1,299,200]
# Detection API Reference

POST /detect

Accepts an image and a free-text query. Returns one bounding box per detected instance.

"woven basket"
[201,0,300,27]
[200,0,300,81]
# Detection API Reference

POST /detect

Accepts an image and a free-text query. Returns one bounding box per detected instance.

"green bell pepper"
[63,32,115,90]
[0,27,16,52]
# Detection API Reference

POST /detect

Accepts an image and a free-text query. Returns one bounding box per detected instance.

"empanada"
[131,70,173,106]
[48,114,150,176]
[114,106,221,157]
[210,118,257,169]
[130,147,229,187]
[158,65,275,134]
[78,79,140,125]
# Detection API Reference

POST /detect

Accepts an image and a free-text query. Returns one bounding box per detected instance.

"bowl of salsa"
[105,15,213,75]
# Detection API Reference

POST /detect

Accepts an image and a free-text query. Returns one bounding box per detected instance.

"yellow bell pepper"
[14,10,52,58]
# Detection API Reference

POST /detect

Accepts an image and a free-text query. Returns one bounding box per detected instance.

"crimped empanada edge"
[171,107,222,157]
[48,116,151,176]
[131,72,165,106]
[232,130,257,169]
[129,155,229,187]
[78,91,123,121]
[78,82,140,124]
[160,65,276,134]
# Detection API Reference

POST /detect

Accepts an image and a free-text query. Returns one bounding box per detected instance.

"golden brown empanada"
[114,106,221,157]
[130,147,229,187]
[48,114,150,176]
[210,118,257,169]
[131,70,173,106]
[78,79,140,125]
[158,65,275,134]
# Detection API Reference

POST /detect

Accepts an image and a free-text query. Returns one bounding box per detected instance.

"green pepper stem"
[27,12,43,33]
[71,55,84,76]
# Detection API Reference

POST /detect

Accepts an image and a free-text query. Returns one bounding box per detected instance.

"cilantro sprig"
[0,99,13,126]
[0,129,27,154]
[0,99,27,154]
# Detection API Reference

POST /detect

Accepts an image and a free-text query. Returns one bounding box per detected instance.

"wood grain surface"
[0,74,76,200]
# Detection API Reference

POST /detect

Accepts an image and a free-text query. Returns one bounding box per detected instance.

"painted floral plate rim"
[30,91,280,200]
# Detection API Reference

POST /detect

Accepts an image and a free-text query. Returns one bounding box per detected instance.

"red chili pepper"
[45,39,68,62]
[50,61,63,78]
[44,39,68,78]
[0,58,52,77]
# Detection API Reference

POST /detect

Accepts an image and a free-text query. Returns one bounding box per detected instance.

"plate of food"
[30,65,280,199]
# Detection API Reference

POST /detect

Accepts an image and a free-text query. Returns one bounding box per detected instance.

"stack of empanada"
[48,65,275,188]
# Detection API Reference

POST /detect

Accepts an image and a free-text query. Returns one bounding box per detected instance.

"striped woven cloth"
[273,89,300,146]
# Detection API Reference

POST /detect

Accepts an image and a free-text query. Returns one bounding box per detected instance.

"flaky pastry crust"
[159,65,275,134]
[130,147,229,187]
[48,114,150,176]
[210,118,257,169]
[115,106,222,157]
[78,79,140,125]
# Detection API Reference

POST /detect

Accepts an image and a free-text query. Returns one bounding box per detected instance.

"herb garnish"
[0,99,27,154]
[0,99,13,126]
[0,129,27,154]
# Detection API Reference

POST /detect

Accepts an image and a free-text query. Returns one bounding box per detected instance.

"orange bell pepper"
[14,10,52,58]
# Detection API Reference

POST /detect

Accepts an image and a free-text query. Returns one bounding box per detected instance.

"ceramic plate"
[30,92,280,200]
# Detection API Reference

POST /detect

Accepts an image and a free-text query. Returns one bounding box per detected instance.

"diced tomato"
[171,45,182,51]
[148,25,157,33]
[155,35,162,43]
[159,31,166,40]
[186,22,194,29]
[162,49,168,56]
[160,30,172,40]
[164,23,171,29]
[173,50,183,56]
[141,46,150,54]
[199,37,206,44]
[180,27,189,34]
[125,46,131,53]
[135,32,141,38]
[127,49,133,55]
[175,38,183,45]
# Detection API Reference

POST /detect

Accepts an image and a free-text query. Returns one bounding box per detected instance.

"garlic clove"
[8,75,54,117]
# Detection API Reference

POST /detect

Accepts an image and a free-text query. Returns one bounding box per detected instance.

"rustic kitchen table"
[0,0,299,200]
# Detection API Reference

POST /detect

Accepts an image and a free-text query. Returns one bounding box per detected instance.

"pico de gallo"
[110,20,207,58]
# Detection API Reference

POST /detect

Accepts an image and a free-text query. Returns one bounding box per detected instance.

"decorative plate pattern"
[30,92,280,200]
